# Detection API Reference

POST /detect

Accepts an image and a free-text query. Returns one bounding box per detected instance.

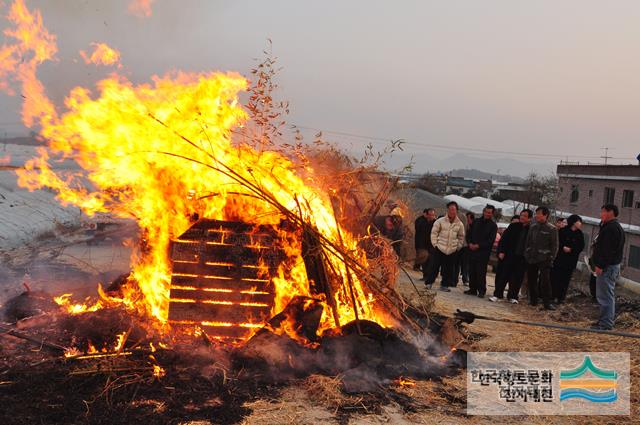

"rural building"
[556,163,640,282]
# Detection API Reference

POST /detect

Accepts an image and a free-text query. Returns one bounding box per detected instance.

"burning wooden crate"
[168,219,288,342]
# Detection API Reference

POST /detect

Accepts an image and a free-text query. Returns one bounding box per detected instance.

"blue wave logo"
[559,356,618,403]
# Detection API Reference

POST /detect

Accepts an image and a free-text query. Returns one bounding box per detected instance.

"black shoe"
[464,289,477,296]
[529,302,538,307]
[439,286,451,292]
[477,293,485,299]
[544,304,557,311]
[590,324,612,331]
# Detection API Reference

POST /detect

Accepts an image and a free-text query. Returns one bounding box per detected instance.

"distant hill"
[447,168,525,183]
[383,151,556,178]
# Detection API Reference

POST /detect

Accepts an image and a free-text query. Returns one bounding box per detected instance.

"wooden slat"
[168,322,257,338]
[168,302,271,323]
[171,261,272,279]
[169,288,274,304]
[170,275,274,292]
[170,242,201,262]
[202,244,285,267]
[191,219,274,234]
[168,219,294,329]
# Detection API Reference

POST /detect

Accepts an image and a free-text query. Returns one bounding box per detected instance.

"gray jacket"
[524,221,559,264]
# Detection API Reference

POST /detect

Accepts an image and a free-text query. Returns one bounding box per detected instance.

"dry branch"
[0,323,66,353]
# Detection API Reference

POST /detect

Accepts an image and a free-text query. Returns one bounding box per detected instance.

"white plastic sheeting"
[444,194,514,216]
[0,144,82,252]
[468,196,514,216]
[502,199,537,214]
[443,194,485,214]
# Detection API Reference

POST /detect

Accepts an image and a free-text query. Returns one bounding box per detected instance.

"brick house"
[556,163,640,282]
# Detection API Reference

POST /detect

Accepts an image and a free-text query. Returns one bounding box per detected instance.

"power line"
[292,125,635,161]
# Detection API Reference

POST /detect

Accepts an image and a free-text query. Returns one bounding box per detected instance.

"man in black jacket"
[490,209,532,303]
[551,214,585,304]
[464,205,497,297]
[524,206,559,310]
[591,204,625,330]
[414,208,436,278]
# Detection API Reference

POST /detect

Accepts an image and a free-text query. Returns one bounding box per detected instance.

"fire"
[395,377,416,387]
[128,0,155,18]
[114,331,128,352]
[439,346,458,363]
[80,42,121,67]
[152,364,166,378]
[1,0,390,341]
[0,0,57,127]
[63,332,131,358]
[54,293,102,314]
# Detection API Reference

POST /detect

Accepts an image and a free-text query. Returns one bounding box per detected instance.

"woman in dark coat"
[551,215,585,303]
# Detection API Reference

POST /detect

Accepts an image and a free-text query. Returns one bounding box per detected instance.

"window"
[588,189,593,198]
[629,245,640,269]
[636,201,640,209]
[570,185,579,204]
[622,190,634,208]
[604,187,615,204]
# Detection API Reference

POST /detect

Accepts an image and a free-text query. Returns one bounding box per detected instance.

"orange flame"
[152,364,166,378]
[395,377,416,387]
[80,42,121,67]
[0,0,57,127]
[2,0,391,340]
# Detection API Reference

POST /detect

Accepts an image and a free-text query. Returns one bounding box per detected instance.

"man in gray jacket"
[524,206,559,310]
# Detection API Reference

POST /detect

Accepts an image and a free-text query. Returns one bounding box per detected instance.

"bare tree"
[524,172,559,209]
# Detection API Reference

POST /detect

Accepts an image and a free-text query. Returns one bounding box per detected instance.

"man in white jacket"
[429,201,466,292]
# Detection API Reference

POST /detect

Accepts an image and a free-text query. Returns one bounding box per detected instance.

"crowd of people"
[412,201,626,331]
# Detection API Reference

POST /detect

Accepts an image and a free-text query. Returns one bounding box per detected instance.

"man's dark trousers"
[527,261,552,306]
[493,255,527,299]
[439,250,458,287]
[423,250,439,283]
[468,250,491,295]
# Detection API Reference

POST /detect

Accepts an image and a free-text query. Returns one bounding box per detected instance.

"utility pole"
[600,147,613,165]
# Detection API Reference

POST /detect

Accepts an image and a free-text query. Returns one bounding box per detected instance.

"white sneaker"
[508,298,519,304]
[488,296,499,302]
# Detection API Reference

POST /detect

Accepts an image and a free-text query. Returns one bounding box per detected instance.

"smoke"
[232,319,461,393]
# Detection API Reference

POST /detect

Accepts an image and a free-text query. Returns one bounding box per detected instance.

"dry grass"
[302,375,363,412]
